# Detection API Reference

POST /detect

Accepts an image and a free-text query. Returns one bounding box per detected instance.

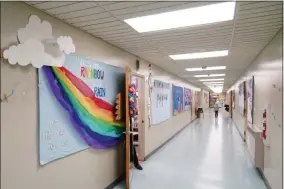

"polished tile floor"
[115,109,267,189]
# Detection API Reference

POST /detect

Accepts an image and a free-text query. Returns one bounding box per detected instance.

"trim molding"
[145,118,197,161]
[232,119,245,142]
[256,168,272,189]
[104,173,125,189]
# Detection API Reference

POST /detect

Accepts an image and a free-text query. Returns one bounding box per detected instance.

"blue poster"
[38,54,125,165]
[184,88,191,111]
[173,85,184,116]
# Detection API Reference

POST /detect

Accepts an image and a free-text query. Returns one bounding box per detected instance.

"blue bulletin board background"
[38,54,125,165]
[173,85,184,116]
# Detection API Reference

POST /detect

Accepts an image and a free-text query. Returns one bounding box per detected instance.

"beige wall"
[229,29,283,189]
[1,2,200,189]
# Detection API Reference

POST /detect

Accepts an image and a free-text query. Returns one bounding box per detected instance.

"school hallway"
[116,108,267,189]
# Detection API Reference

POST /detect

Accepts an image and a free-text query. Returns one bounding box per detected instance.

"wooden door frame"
[125,67,130,189]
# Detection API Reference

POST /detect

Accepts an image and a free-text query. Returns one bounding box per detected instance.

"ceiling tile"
[26,1,283,91]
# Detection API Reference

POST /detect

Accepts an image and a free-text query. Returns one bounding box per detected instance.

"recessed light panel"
[185,66,226,72]
[203,81,224,84]
[170,50,229,60]
[206,84,224,86]
[124,2,236,33]
[200,78,224,81]
[194,74,225,78]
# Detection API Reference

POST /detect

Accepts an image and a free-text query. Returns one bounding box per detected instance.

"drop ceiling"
[26,1,283,91]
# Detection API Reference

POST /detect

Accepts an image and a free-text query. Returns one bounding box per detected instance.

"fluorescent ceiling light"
[124,2,236,33]
[206,84,224,86]
[194,74,225,78]
[200,78,224,81]
[170,50,228,60]
[185,66,226,72]
[203,81,224,84]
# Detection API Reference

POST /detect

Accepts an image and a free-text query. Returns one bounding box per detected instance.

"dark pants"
[215,111,218,118]
[130,134,139,165]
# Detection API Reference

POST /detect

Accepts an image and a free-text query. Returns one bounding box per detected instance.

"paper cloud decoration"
[3,15,75,68]
[57,36,75,54]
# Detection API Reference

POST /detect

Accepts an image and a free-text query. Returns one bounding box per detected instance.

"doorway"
[130,73,146,162]
[125,68,146,189]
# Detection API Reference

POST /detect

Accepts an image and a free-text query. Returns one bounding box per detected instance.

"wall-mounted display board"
[239,82,245,116]
[38,54,125,165]
[184,88,191,111]
[173,85,184,116]
[151,80,171,125]
[246,76,254,123]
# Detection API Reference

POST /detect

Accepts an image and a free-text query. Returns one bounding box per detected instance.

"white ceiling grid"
[26,1,283,90]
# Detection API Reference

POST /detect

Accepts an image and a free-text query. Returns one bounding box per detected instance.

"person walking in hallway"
[214,102,219,118]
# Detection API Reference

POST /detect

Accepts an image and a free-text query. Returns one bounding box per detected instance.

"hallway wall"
[1,2,199,189]
[229,29,283,189]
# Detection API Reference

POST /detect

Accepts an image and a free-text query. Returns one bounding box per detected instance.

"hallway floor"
[115,109,267,189]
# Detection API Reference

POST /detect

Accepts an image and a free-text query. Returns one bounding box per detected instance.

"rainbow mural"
[42,66,125,149]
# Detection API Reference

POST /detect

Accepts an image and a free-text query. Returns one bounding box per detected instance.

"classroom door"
[125,67,131,189]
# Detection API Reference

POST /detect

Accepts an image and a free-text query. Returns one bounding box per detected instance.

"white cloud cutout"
[3,39,65,68]
[3,15,75,68]
[17,15,52,44]
[57,36,75,54]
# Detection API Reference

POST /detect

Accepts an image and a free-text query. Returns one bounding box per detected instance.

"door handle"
[123,131,136,135]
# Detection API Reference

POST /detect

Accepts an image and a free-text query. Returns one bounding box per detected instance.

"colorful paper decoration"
[42,66,125,149]
[115,93,122,121]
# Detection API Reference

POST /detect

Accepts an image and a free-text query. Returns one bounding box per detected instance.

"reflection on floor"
[115,109,267,189]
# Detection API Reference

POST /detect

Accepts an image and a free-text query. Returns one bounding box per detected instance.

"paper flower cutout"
[3,15,75,68]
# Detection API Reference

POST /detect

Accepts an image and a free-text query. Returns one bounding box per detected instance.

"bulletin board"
[151,80,171,125]
[38,54,125,165]
[232,90,235,109]
[246,77,254,123]
[239,82,245,116]
[184,88,191,111]
[173,85,184,116]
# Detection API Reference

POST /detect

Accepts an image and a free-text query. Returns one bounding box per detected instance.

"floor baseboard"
[256,168,272,189]
[104,173,125,189]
